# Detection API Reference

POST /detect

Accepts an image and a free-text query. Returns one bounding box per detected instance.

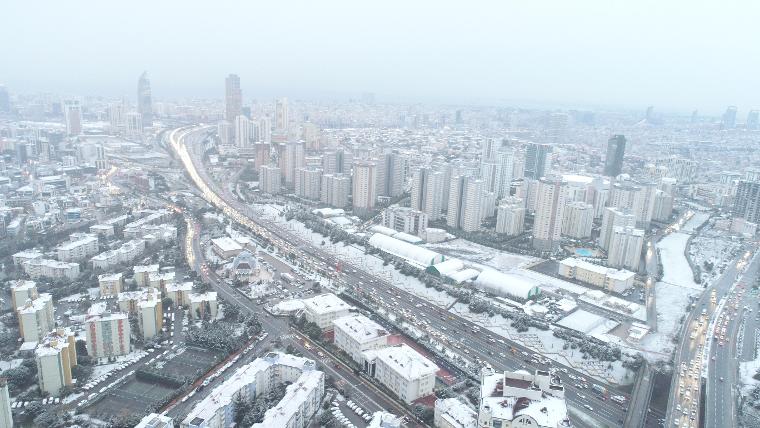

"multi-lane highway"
[705,251,760,428]
[169,125,637,427]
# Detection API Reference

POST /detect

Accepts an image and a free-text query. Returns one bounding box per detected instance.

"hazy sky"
[2,1,758,113]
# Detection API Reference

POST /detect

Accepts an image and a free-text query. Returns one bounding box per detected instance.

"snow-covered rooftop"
[303,293,351,315]
[333,314,389,344]
[363,343,438,381]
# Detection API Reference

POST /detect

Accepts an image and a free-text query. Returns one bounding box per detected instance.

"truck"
[281,273,295,283]
[611,395,626,405]
[592,384,607,396]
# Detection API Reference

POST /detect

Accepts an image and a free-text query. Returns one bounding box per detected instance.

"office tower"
[321,174,351,208]
[234,115,252,147]
[282,140,305,188]
[217,120,232,146]
[599,207,636,251]
[254,142,271,172]
[722,105,738,129]
[225,74,242,122]
[295,167,322,200]
[85,312,131,358]
[411,167,444,221]
[561,201,594,239]
[532,176,566,252]
[275,97,289,132]
[0,378,11,428]
[259,165,281,195]
[496,197,525,236]
[377,152,408,198]
[747,110,760,130]
[608,226,645,271]
[126,112,143,136]
[734,180,760,223]
[137,71,153,127]
[0,85,10,113]
[17,293,55,343]
[603,135,626,177]
[35,329,77,395]
[524,143,552,180]
[352,161,377,215]
[381,206,428,236]
[63,100,82,136]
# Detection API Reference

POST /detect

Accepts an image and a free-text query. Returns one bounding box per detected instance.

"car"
[583,404,593,411]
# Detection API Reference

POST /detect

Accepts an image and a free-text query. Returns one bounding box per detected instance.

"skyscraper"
[532,176,566,252]
[608,226,645,271]
[282,140,305,188]
[447,175,484,232]
[225,74,242,122]
[137,72,153,127]
[603,135,626,177]
[411,167,445,221]
[275,97,289,132]
[734,180,760,223]
[722,105,738,129]
[378,151,408,198]
[524,143,552,180]
[352,161,377,215]
[63,100,82,136]
[599,207,635,251]
[561,201,594,239]
[496,197,525,236]
[747,110,760,130]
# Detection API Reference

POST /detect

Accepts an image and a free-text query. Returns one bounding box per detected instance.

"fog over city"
[2,1,759,111]
[0,2,759,428]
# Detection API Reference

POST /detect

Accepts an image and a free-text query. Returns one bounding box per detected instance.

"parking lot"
[150,346,222,381]
[85,378,175,418]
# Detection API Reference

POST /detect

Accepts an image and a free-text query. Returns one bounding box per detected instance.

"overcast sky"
[1,1,758,114]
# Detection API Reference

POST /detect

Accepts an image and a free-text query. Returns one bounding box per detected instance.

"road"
[664,247,753,428]
[704,251,760,428]
[170,126,633,427]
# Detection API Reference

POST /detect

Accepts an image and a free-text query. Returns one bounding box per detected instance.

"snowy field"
[639,212,710,360]
[424,238,538,270]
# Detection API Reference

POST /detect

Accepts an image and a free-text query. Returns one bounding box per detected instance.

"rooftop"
[365,343,438,380]
[303,293,351,315]
[333,314,389,344]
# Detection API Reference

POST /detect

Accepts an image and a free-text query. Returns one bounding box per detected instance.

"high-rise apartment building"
[495,197,525,236]
[609,181,657,230]
[381,206,428,236]
[722,105,738,129]
[747,110,760,130]
[63,100,82,136]
[734,180,760,223]
[377,152,408,198]
[281,141,305,188]
[447,176,484,232]
[275,97,289,132]
[138,294,163,339]
[35,329,77,395]
[322,149,352,175]
[411,167,445,221]
[524,143,552,180]
[532,176,566,252]
[561,201,594,239]
[253,142,271,172]
[295,167,323,200]
[321,174,351,208]
[352,161,378,215]
[259,165,281,195]
[599,207,636,251]
[234,115,254,147]
[225,74,242,122]
[85,312,131,358]
[608,226,645,271]
[137,72,153,127]
[603,135,626,177]
[17,293,55,343]
[126,112,143,136]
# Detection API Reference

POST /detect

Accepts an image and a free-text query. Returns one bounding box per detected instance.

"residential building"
[253,142,271,172]
[91,239,146,270]
[126,112,143,136]
[63,100,82,136]
[117,288,161,313]
[322,149,352,175]
[137,71,153,127]
[165,282,194,306]
[35,328,77,395]
[532,176,567,252]
[282,140,305,188]
[181,352,324,428]
[98,272,124,297]
[234,115,253,147]
[608,226,645,271]
[495,197,525,236]
[333,314,390,364]
[23,258,80,280]
[189,292,218,320]
[524,143,552,180]
[303,293,352,330]
[381,206,428,236]
[734,180,760,223]
[598,207,635,251]
[478,367,570,428]
[85,312,131,358]
[447,175,484,232]
[57,234,99,262]
[295,167,322,200]
[17,293,54,343]
[260,164,282,194]
[352,160,378,215]
[0,378,11,428]
[603,135,626,177]
[411,167,445,221]
[136,414,175,428]
[275,97,289,132]
[363,343,438,404]
[558,257,635,292]
[148,271,175,290]
[609,181,656,230]
[320,173,351,208]
[10,280,38,310]
[561,201,594,239]
[138,294,163,339]
[377,151,408,198]
[134,264,159,287]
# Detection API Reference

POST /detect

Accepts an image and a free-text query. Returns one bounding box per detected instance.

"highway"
[704,251,760,428]
[169,125,634,427]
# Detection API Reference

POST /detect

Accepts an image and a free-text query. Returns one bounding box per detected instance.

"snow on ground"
[640,212,710,360]
[424,238,538,270]
[90,363,119,379]
[740,358,760,394]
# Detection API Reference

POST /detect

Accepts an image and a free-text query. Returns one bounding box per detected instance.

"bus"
[592,384,607,396]
[611,395,627,405]
[281,273,295,283]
